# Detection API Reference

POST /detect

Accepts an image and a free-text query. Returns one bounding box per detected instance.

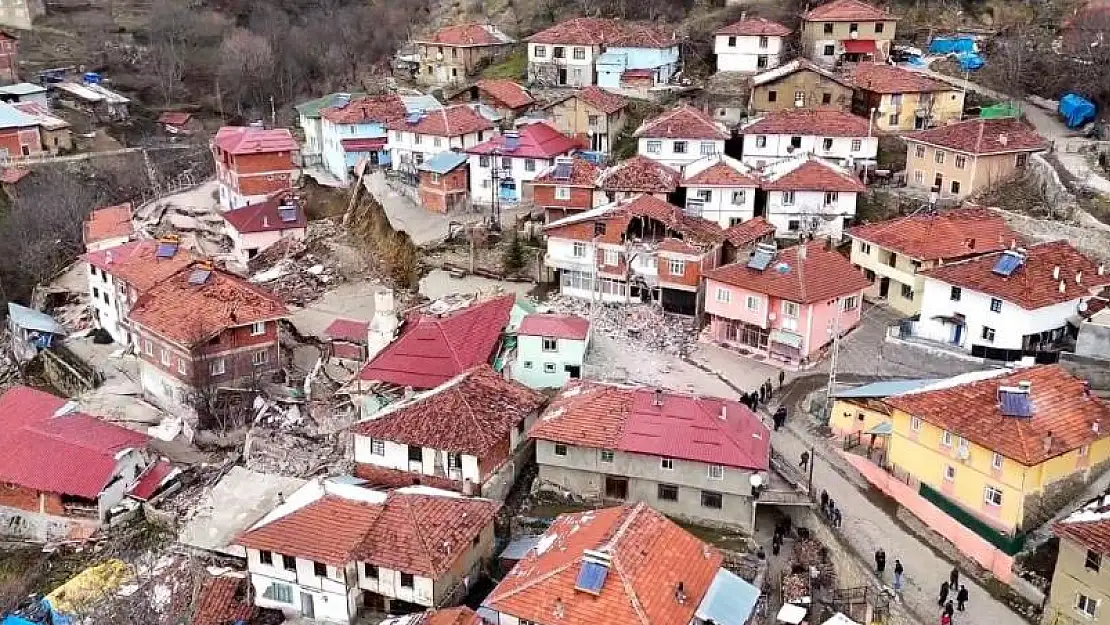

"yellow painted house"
[829,377,945,443]
[885,365,1110,537]
[1047,494,1110,625]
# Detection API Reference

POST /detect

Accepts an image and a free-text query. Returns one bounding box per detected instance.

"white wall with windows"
[740,132,878,167]
[353,435,482,483]
[684,184,758,228]
[527,43,597,86]
[714,34,785,73]
[764,189,858,240]
[358,562,436,608]
[86,262,134,346]
[638,137,726,168]
[388,128,488,173]
[247,548,357,623]
[512,333,589,389]
[468,152,566,206]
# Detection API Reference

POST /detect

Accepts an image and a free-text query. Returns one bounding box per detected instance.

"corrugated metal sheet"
[831,378,942,399]
[695,568,759,625]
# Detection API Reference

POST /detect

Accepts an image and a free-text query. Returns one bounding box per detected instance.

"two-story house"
[82,203,133,252]
[739,109,878,168]
[527,18,681,89]
[705,242,870,366]
[543,193,727,315]
[596,154,680,203]
[635,105,730,168]
[759,154,867,240]
[418,151,470,214]
[127,263,288,412]
[0,386,151,542]
[84,238,197,346]
[479,503,760,625]
[886,365,1110,539]
[1048,493,1110,625]
[319,94,409,184]
[912,241,1110,360]
[0,31,15,82]
[471,79,534,119]
[413,23,515,86]
[238,477,500,623]
[510,313,590,388]
[530,156,603,223]
[714,15,791,73]
[903,117,1047,199]
[680,154,761,228]
[467,121,580,207]
[749,58,855,114]
[800,0,898,65]
[528,383,770,528]
[847,207,1021,314]
[594,23,682,91]
[388,105,494,174]
[212,126,298,210]
[222,190,309,266]
[351,365,545,497]
[849,62,965,132]
[296,92,365,167]
[541,85,629,154]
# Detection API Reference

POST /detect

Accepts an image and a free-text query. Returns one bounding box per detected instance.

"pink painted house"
[222,189,308,265]
[704,241,870,366]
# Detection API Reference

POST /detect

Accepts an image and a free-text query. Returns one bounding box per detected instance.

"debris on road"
[544,294,698,356]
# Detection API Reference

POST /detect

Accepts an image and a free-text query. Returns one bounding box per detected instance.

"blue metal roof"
[418,151,468,174]
[401,94,443,114]
[500,535,541,560]
[7,303,65,335]
[832,378,943,399]
[0,102,38,128]
[695,569,759,625]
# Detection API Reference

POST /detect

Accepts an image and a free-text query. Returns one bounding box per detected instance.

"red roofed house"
[800,0,898,65]
[849,62,965,132]
[471,79,534,118]
[530,156,603,223]
[635,104,730,168]
[526,18,681,89]
[352,365,545,497]
[83,202,133,252]
[382,607,483,625]
[680,154,761,229]
[542,86,629,154]
[0,386,150,542]
[223,189,308,265]
[543,194,728,315]
[212,126,299,210]
[319,94,409,185]
[192,574,263,625]
[759,154,867,240]
[387,105,495,175]
[510,313,590,388]
[413,23,515,86]
[127,263,288,412]
[596,154,680,203]
[704,241,871,366]
[467,121,581,207]
[714,16,792,73]
[324,318,370,363]
[238,477,500,622]
[903,117,1047,199]
[528,383,771,528]
[0,31,18,82]
[1047,490,1110,625]
[156,111,200,135]
[912,241,1110,360]
[738,109,879,168]
[84,238,198,346]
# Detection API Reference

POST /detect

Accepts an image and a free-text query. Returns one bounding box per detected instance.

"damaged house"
[222,189,309,265]
[351,365,545,499]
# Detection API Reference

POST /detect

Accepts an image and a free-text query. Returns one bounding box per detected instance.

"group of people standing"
[938,567,970,624]
[740,377,777,412]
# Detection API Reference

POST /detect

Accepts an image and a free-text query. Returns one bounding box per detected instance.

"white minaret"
[366,288,400,361]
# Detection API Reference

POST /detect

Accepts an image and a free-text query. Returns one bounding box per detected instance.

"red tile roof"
[706,242,871,303]
[847,207,1021,261]
[751,58,855,88]
[321,94,408,124]
[478,79,534,110]
[324,318,370,343]
[635,105,729,140]
[416,23,513,46]
[352,365,545,456]
[358,295,514,389]
[485,503,722,625]
[597,155,680,193]
[682,156,760,187]
[83,203,133,246]
[904,117,1047,155]
[84,240,199,293]
[467,122,581,159]
[576,86,628,114]
[238,494,387,566]
[849,63,953,94]
[715,17,792,36]
[888,365,1110,466]
[519,314,590,340]
[532,157,600,187]
[530,382,770,470]
[128,264,288,347]
[127,458,177,501]
[761,156,867,192]
[419,608,484,625]
[802,0,894,21]
[546,194,727,248]
[157,112,192,126]
[923,241,1110,310]
[725,217,776,247]
[223,191,307,234]
[213,126,297,155]
[386,104,494,137]
[528,18,680,48]
[193,576,257,625]
[1054,493,1110,555]
[0,167,29,184]
[741,109,872,137]
[0,386,149,499]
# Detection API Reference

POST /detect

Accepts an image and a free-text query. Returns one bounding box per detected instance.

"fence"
[918,483,1026,555]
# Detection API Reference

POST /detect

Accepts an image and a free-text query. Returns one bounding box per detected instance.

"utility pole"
[821,298,844,425]
[489,149,502,231]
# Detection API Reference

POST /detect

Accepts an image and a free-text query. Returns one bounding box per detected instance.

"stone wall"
[983,206,1110,263]
[1061,353,1110,389]
[1022,457,1110,531]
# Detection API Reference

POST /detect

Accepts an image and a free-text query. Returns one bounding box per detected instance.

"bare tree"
[219,29,277,115]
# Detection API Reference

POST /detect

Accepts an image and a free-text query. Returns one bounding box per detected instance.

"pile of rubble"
[248,222,346,307]
[244,427,348,478]
[544,294,698,356]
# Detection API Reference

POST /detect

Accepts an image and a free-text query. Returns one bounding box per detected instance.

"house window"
[851,139,862,152]
[794,91,805,107]
[759,35,769,48]
[708,465,724,480]
[741,296,759,312]
[400,573,414,588]
[984,485,1003,507]
[414,134,422,145]
[160,349,171,366]
[701,490,723,509]
[782,301,800,318]
[525,159,536,172]
[1016,153,1028,167]
[673,141,688,154]
[448,453,462,469]
[534,45,546,58]
[992,452,1004,470]
[1087,549,1102,572]
[951,286,962,301]
[822,138,833,151]
[732,190,746,204]
[700,142,715,155]
[823,22,834,34]
[501,157,511,169]
[821,92,832,105]
[250,321,266,336]
[767,90,778,103]
[849,22,859,33]
[958,437,970,456]
[988,297,1004,313]
[727,35,737,47]
[365,563,378,579]
[842,296,859,311]
[573,47,586,60]
[408,445,422,462]
[697,189,712,202]
[669,259,685,276]
[942,430,953,446]
[479,155,490,167]
[875,22,885,33]
[955,154,967,169]
[553,46,565,58]
[858,241,871,254]
[658,484,679,501]
[601,450,614,463]
[913,170,924,184]
[177,359,187,375]
[951,180,961,194]
[982,326,996,342]
[434,137,442,148]
[259,550,273,565]
[555,186,571,200]
[263,582,294,604]
[210,358,226,376]
[823,44,835,56]
[1077,593,1099,618]
[604,249,619,266]
[901,283,914,300]
[889,113,899,126]
[646,140,662,153]
[824,191,838,205]
[911,416,922,431]
[92,286,100,299]
[554,443,568,456]
[782,190,795,205]
[314,562,327,578]
[371,439,385,455]
[757,55,769,69]
[935,150,946,164]
[542,336,558,352]
[661,457,674,470]
[523,361,533,369]
[715,287,731,303]
[915,145,926,159]
[944,465,956,481]
[144,340,153,355]
[755,135,767,148]
[572,241,587,257]
[252,350,268,367]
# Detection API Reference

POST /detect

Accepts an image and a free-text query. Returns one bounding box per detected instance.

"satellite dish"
[749,473,764,488]
[1079,301,1089,312]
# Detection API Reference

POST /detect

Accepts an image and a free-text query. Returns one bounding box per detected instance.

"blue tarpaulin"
[956,52,984,71]
[906,55,929,68]
[929,36,977,54]
[1059,93,1097,129]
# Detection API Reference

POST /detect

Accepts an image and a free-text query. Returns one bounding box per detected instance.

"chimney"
[675,582,687,604]
[653,388,664,407]
[106,250,113,264]
[999,134,1008,146]
[554,598,565,619]
[1100,264,1106,276]
[719,405,727,420]
[505,130,521,152]
[1043,430,1053,452]
[1060,280,1067,294]
[1077,271,1083,285]
[741,10,747,19]
[967,237,976,250]
[1085,381,1093,397]
[263,216,270,228]
[1018,380,1031,392]
[1093,420,1100,434]
[824,236,833,251]
[797,245,808,261]
[1053,266,1060,280]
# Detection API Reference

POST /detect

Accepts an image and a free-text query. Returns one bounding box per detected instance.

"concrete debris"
[248,221,346,306]
[543,293,698,356]
[244,427,347,478]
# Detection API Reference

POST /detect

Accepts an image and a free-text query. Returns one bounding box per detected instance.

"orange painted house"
[0,101,42,159]
[212,126,298,210]
[417,151,469,213]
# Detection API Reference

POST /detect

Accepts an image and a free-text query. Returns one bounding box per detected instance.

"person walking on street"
[779,370,785,388]
[875,548,886,576]
[820,490,829,513]
[949,567,959,590]
[766,379,774,399]
[833,506,842,528]
[800,450,810,470]
[938,581,950,607]
[773,406,787,431]
[956,585,968,611]
[940,613,951,625]
[944,601,954,618]
[759,385,767,404]
[893,560,904,591]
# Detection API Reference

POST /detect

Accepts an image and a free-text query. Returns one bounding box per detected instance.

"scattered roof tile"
[321,94,408,124]
[325,318,370,343]
[546,194,727,249]
[904,117,1047,155]
[802,0,894,21]
[847,207,1021,261]
[416,23,514,46]
[760,155,867,192]
[724,217,776,247]
[849,62,953,94]
[518,314,590,340]
[127,458,178,501]
[635,105,729,140]
[83,203,133,246]
[213,126,297,155]
[706,242,871,303]
[478,79,535,110]
[386,104,494,137]
[222,191,307,234]
[740,109,872,137]
[467,122,581,159]
[715,17,792,37]
[597,155,680,193]
[84,240,199,293]
[533,157,600,187]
